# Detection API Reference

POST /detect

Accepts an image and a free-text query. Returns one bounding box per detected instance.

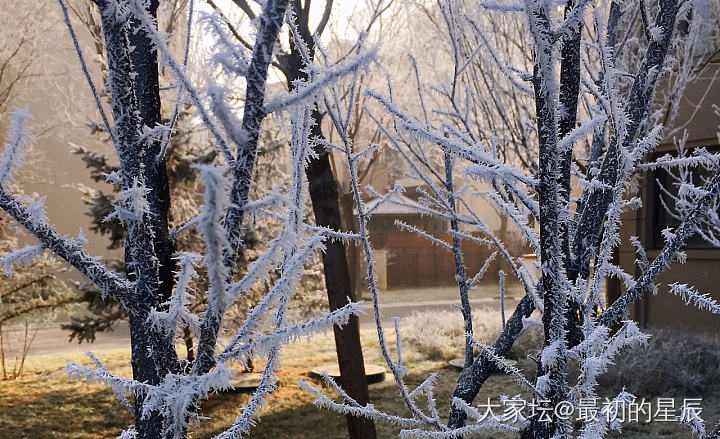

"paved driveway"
[7,297,516,357]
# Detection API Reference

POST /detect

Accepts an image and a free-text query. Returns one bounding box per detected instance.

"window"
[647,146,720,250]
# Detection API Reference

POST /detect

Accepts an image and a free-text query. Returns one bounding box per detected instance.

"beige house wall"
[614,58,720,331]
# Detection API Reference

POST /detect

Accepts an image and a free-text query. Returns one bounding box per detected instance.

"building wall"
[614,58,720,331]
[362,214,517,290]
[617,209,720,331]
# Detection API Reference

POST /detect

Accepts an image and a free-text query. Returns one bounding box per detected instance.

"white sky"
[196,0,367,83]
[200,0,361,38]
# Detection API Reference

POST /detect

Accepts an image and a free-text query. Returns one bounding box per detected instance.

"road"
[5,298,516,357]
[357,297,518,327]
[2,322,132,358]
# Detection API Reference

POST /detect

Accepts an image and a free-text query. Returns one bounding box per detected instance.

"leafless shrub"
[600,329,720,397]
[402,309,542,362]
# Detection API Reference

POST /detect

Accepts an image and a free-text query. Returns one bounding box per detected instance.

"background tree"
[0,3,61,117]
[0,2,86,379]
[203,1,399,437]
[0,209,72,380]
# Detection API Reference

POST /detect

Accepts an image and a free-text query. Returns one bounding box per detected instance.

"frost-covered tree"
[62,1,327,351]
[3,0,720,438]
[296,0,720,438]
[0,0,375,437]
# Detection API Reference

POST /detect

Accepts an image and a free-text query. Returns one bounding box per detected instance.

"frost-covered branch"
[0,189,132,308]
[222,0,291,280]
[0,107,33,187]
[668,283,720,314]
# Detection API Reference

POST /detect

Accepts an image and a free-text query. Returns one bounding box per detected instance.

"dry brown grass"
[1,325,718,438]
[0,328,526,438]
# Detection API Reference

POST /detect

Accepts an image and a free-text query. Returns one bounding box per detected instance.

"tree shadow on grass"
[0,386,131,438]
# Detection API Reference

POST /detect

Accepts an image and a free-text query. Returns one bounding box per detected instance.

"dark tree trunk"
[282,3,377,437]
[305,122,377,438]
[526,7,567,438]
[97,1,180,436]
[340,193,360,296]
[128,0,176,314]
[557,0,585,349]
